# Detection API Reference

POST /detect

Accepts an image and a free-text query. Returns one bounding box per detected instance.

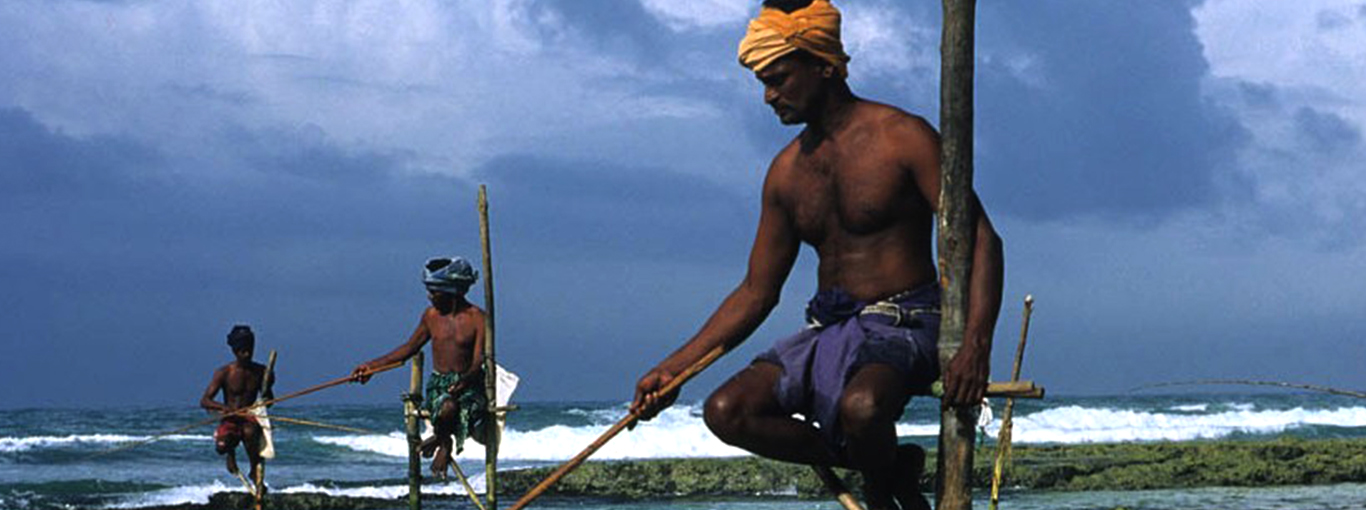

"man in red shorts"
[200,325,273,480]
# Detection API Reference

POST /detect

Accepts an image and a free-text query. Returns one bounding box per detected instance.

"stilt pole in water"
[405,352,425,510]
[478,185,500,509]
[936,1,979,509]
[255,349,277,510]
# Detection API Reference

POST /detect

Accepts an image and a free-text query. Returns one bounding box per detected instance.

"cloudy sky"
[3,0,1365,408]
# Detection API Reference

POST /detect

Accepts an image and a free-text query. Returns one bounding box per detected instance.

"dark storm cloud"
[0,106,759,406]
[473,153,752,264]
[0,108,163,198]
[0,109,479,407]
[1293,106,1362,153]
[1236,81,1280,110]
[973,1,1248,222]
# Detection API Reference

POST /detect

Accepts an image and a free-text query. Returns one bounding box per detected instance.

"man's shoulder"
[459,304,487,320]
[854,101,935,138]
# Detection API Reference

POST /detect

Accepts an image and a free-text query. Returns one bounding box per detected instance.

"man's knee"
[838,386,902,434]
[215,436,237,454]
[703,388,750,443]
[435,400,458,428]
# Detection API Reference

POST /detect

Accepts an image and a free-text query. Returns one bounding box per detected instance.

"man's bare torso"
[216,362,265,410]
[770,101,938,301]
[425,305,483,374]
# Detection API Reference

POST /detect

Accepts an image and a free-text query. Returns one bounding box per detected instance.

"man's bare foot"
[420,435,441,458]
[224,453,240,475]
[430,442,452,481]
[892,444,930,510]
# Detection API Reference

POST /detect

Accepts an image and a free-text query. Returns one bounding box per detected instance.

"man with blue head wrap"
[352,256,489,480]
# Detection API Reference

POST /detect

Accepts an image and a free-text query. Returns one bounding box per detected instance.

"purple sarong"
[755,283,941,447]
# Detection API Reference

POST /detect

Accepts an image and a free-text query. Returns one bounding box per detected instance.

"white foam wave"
[0,433,207,453]
[1169,404,1209,412]
[281,476,485,498]
[984,405,1366,444]
[104,480,241,508]
[314,404,748,461]
[313,402,1366,460]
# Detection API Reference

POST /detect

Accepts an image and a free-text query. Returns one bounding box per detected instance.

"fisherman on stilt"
[353,257,490,480]
[630,2,1005,509]
[200,325,274,485]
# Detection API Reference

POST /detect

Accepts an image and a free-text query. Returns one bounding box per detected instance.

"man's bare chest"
[785,156,914,241]
[224,366,262,395]
[427,315,475,348]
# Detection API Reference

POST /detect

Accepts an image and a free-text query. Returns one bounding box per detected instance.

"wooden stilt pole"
[989,295,1034,510]
[405,352,425,510]
[254,350,276,510]
[937,1,979,509]
[478,185,500,509]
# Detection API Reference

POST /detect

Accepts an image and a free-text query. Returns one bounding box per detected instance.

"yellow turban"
[737,0,850,78]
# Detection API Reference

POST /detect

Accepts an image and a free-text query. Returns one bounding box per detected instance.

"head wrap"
[423,257,478,295]
[227,325,254,350]
[737,0,850,78]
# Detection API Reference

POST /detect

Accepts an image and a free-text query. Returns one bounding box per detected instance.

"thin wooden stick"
[990,295,1034,510]
[449,458,490,510]
[406,353,424,510]
[88,361,405,459]
[268,415,377,435]
[1130,380,1366,399]
[254,350,277,509]
[506,344,730,510]
[813,465,864,510]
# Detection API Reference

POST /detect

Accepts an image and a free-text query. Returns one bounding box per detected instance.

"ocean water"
[4,393,1366,510]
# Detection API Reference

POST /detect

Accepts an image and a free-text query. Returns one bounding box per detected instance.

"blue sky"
[2,0,1365,408]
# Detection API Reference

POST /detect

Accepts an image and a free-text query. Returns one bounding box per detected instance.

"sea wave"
[0,433,207,453]
[987,405,1366,444]
[313,404,748,461]
[310,402,1366,460]
[104,480,239,508]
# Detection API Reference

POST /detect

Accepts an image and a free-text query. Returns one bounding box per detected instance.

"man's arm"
[630,162,801,419]
[352,311,431,382]
[200,367,228,413]
[899,116,1004,407]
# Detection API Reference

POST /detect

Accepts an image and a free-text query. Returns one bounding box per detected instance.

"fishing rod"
[88,360,405,459]
[507,343,731,510]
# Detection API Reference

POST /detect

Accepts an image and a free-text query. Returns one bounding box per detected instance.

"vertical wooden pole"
[478,185,499,509]
[406,352,425,510]
[937,1,978,509]
[256,350,276,510]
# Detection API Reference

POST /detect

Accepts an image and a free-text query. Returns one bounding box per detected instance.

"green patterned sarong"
[425,371,489,453]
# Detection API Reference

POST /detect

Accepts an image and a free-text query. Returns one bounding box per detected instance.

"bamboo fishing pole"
[506,344,730,510]
[989,295,1034,510]
[89,360,406,459]
[813,465,865,510]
